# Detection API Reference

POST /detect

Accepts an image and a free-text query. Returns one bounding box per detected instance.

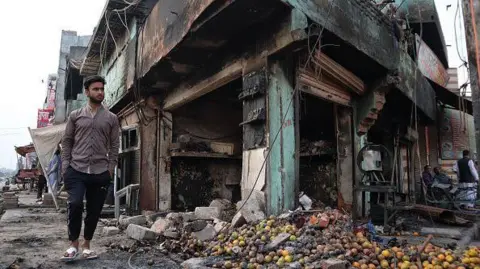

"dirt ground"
[0,191,181,269]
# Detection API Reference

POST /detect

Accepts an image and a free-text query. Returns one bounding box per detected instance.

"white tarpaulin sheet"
[28,123,66,177]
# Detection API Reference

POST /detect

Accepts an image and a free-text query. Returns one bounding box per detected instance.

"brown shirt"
[61,105,120,175]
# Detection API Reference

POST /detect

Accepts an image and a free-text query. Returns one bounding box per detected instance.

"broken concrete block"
[240,208,265,224]
[194,207,221,220]
[146,212,165,223]
[237,190,266,211]
[209,199,231,210]
[163,228,180,239]
[184,220,208,233]
[317,259,348,269]
[231,212,247,228]
[193,224,216,241]
[421,227,463,239]
[214,220,229,233]
[266,233,291,250]
[166,212,196,222]
[103,226,120,236]
[119,215,147,228]
[181,258,211,269]
[150,218,172,234]
[126,224,158,241]
[3,192,15,197]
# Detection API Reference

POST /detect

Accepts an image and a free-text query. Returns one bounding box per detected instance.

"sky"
[0,0,470,170]
[0,0,106,169]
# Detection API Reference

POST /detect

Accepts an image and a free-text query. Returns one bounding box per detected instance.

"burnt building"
[77,0,471,217]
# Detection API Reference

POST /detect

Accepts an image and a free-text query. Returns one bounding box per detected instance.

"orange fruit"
[353,262,361,268]
[438,254,446,261]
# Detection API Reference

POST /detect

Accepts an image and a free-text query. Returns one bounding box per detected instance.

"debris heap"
[155,209,480,269]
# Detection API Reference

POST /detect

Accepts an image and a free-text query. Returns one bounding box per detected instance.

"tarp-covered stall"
[28,123,66,209]
[29,124,66,175]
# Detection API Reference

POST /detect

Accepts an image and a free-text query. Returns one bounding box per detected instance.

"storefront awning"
[431,81,472,115]
[14,144,35,157]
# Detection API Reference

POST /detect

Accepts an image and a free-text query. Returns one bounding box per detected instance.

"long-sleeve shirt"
[61,105,120,175]
[453,159,479,182]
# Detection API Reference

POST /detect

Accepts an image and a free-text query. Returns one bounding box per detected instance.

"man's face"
[85,82,105,104]
[425,166,431,172]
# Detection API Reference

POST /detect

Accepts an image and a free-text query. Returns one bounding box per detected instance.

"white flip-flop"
[60,246,79,261]
[82,249,98,260]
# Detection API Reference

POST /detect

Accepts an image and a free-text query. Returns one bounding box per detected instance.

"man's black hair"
[84,75,106,89]
[463,150,470,157]
[424,165,430,170]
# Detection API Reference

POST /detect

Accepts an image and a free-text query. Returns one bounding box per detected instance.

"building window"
[121,127,139,151]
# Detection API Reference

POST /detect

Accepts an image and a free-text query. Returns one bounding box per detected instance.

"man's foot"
[82,249,98,260]
[60,246,79,261]
[81,240,98,260]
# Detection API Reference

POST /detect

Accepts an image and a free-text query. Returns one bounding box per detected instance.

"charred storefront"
[78,0,453,218]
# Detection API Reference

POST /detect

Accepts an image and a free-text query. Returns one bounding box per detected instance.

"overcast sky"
[0,0,106,169]
[0,0,470,169]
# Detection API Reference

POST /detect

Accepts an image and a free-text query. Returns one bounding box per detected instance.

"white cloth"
[457,182,477,208]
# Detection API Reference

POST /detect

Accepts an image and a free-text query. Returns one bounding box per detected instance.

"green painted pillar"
[267,59,296,216]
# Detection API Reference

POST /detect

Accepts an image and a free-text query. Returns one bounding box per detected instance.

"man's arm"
[61,112,76,175]
[469,160,479,181]
[108,115,120,176]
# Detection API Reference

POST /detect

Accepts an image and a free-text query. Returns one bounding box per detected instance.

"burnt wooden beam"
[163,8,308,111]
[164,61,243,111]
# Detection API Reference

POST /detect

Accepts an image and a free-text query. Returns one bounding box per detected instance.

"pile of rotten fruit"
[164,209,479,269]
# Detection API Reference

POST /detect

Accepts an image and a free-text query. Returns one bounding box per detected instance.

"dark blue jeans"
[64,166,110,241]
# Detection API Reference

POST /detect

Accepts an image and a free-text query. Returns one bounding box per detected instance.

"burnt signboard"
[416,34,449,87]
[137,0,217,78]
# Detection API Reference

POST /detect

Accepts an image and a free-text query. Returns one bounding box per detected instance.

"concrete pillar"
[267,58,296,215]
[336,106,354,211]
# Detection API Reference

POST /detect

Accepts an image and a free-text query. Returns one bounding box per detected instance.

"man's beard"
[89,96,103,104]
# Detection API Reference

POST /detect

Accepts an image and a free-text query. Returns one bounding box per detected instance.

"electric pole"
[461,0,480,159]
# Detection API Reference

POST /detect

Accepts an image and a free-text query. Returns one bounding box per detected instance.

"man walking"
[37,170,47,201]
[453,150,479,209]
[61,75,119,261]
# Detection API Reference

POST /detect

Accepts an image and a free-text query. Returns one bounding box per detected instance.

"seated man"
[422,165,434,189]
[432,167,452,187]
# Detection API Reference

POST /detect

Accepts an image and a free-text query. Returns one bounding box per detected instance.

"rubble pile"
[152,208,480,269]
[2,191,18,209]
[107,195,480,268]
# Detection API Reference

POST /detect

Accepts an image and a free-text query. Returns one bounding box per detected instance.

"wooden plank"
[163,61,243,111]
[170,151,241,159]
[298,71,352,107]
[158,112,172,211]
[313,52,366,95]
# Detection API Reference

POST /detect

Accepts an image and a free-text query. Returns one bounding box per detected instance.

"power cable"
[454,0,468,65]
